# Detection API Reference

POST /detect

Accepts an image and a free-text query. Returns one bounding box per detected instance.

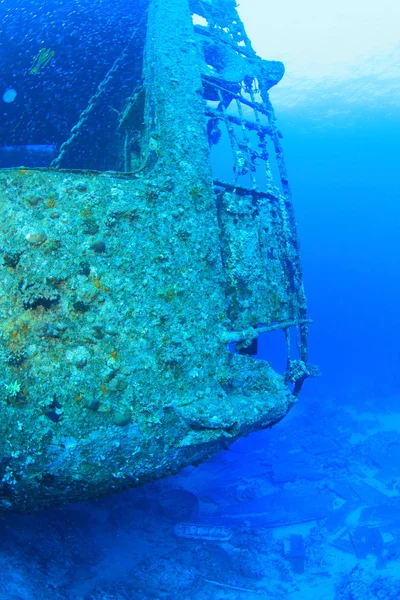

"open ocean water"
[1,0,400,598]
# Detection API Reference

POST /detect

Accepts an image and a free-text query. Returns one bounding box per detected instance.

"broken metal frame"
[188,0,312,392]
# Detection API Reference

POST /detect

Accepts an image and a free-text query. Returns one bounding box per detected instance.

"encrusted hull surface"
[0,168,294,511]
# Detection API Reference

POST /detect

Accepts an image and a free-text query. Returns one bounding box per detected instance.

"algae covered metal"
[0,0,314,511]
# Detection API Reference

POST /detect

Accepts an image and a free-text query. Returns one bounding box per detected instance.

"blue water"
[286,113,400,401]
[1,2,400,599]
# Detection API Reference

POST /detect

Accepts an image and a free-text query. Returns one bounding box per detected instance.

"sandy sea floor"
[1,393,400,600]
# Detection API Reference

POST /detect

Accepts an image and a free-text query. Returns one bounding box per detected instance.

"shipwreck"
[0,0,314,511]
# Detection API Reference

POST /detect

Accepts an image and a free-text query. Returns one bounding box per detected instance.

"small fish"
[30,48,55,75]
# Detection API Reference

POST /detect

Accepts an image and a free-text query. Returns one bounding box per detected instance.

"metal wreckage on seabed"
[0,0,317,511]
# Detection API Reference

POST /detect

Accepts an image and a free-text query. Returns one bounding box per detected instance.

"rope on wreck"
[51,16,146,168]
